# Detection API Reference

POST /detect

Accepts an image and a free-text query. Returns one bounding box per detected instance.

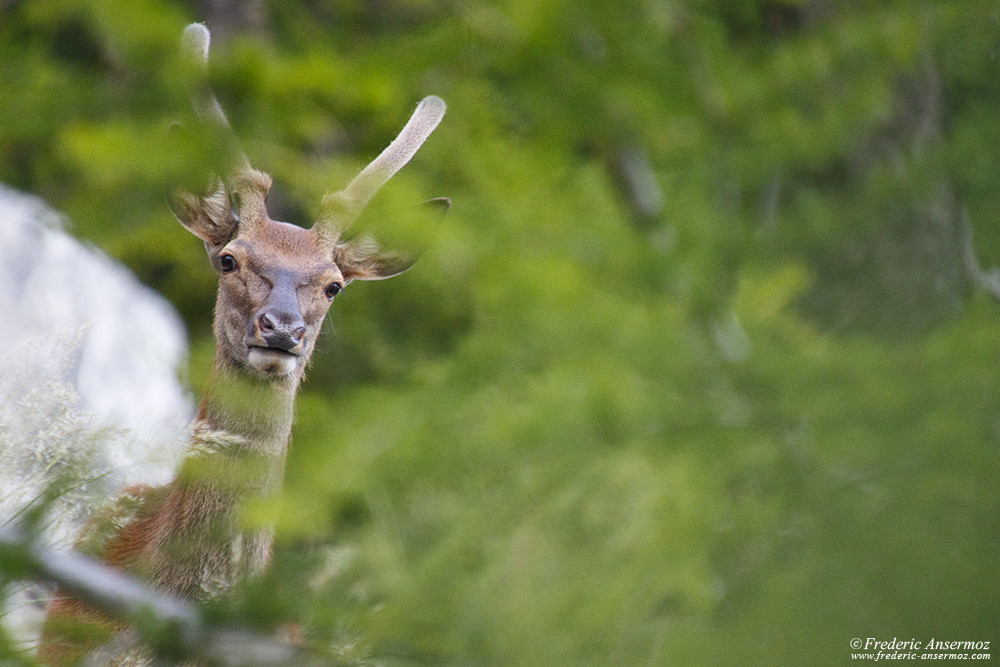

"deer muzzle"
[245,301,307,376]
[254,311,306,351]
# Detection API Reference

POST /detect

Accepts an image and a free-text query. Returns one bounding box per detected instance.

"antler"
[179,23,273,237]
[314,95,447,244]
[180,24,250,169]
[178,23,445,246]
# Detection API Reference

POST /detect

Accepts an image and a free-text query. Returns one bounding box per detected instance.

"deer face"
[212,222,340,377]
[172,169,412,379]
[173,25,444,379]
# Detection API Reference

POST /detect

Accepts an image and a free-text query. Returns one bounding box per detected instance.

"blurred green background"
[2,0,1000,664]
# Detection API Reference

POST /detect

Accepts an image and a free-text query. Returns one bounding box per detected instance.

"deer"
[38,22,444,665]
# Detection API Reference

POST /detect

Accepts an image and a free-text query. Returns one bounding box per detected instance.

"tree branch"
[609,142,665,224]
[0,523,324,667]
[959,207,1000,304]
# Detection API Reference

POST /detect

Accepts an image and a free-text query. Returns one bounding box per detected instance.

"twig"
[611,142,664,223]
[959,207,1000,303]
[0,523,325,666]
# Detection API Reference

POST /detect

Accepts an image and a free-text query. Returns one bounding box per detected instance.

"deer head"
[172,24,445,380]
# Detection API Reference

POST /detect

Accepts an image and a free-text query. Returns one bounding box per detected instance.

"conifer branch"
[0,524,323,667]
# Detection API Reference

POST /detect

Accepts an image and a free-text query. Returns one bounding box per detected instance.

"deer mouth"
[247,345,300,376]
[248,345,298,357]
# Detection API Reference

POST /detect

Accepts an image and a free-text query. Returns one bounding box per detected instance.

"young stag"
[39,23,444,664]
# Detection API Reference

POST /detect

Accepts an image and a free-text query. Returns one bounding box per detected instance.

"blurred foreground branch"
[960,207,1000,304]
[609,142,664,224]
[0,523,323,667]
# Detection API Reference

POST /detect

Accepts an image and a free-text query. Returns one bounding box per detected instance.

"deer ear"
[333,237,414,283]
[169,177,238,248]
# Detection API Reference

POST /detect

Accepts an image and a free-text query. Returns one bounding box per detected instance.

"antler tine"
[180,23,249,170]
[314,96,446,243]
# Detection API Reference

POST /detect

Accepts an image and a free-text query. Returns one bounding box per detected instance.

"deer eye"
[218,253,238,273]
[324,282,343,299]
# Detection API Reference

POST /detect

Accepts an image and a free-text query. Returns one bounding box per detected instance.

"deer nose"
[255,311,306,352]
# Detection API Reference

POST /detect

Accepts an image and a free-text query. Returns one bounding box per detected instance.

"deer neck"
[196,351,300,459]
[198,351,300,440]
[136,353,300,598]
[180,349,302,510]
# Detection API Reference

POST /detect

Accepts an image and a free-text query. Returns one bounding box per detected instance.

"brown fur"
[37,24,441,664]
[38,191,410,663]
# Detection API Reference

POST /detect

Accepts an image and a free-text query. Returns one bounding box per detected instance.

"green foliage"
[3,0,1000,663]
